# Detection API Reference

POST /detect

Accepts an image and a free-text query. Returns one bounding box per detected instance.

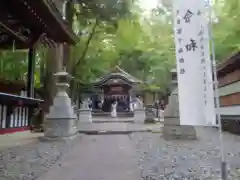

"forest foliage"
[0,0,239,93]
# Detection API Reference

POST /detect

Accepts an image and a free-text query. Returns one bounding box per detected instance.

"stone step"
[78,122,163,134]
[92,112,134,118]
[93,120,134,123]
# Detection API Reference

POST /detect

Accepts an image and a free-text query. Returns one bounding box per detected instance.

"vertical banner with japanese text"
[172,0,215,126]
[198,1,216,126]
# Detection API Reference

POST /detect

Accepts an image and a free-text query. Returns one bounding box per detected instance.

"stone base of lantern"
[162,122,197,140]
[44,91,78,140]
[134,108,146,124]
[162,87,197,140]
[77,108,92,125]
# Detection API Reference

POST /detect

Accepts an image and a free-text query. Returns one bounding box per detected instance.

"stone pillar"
[44,71,77,140]
[162,69,197,140]
[159,109,164,122]
[134,108,146,123]
[145,106,156,123]
[76,100,92,125]
[134,98,145,123]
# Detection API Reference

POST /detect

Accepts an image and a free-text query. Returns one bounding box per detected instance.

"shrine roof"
[217,51,240,77]
[0,0,77,49]
[92,66,143,86]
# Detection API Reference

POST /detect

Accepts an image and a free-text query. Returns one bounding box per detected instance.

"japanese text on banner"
[173,0,215,126]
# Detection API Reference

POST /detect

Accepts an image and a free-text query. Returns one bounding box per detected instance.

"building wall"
[219,69,240,87]
[218,70,240,115]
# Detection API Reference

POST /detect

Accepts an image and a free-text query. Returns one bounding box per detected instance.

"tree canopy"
[0,0,239,93]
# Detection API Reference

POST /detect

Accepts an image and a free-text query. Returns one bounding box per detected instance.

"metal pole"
[206,1,227,179]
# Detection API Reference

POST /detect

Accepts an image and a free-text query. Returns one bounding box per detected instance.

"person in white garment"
[130,101,134,112]
[159,100,165,122]
[111,101,117,118]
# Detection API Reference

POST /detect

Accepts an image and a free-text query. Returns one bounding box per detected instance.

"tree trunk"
[43,47,62,113]
[32,0,66,130]
[43,0,66,111]
[64,0,74,98]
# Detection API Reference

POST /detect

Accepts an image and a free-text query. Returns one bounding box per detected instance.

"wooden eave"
[93,75,135,87]
[0,0,77,49]
[217,52,240,77]
[92,66,143,87]
[28,0,78,44]
[111,66,143,83]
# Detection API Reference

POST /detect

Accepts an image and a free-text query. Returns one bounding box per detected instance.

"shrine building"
[90,66,142,113]
[74,66,167,117]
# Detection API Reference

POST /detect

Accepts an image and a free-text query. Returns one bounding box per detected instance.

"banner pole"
[207,1,227,179]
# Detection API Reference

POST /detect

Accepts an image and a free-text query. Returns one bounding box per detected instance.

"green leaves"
[0,51,28,81]
[76,0,132,22]
[1,0,238,93]
[213,0,240,61]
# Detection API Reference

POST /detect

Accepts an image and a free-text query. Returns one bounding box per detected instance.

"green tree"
[65,0,134,97]
[213,0,240,61]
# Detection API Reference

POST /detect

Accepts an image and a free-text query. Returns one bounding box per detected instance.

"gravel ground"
[0,135,82,180]
[130,127,240,180]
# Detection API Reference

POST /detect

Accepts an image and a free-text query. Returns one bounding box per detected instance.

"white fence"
[0,91,29,129]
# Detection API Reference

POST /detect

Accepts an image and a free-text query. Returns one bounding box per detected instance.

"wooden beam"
[0,22,27,43]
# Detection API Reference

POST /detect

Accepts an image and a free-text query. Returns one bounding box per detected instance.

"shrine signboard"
[104,83,130,95]
[110,86,123,93]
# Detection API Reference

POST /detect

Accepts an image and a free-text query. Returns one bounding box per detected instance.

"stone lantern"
[54,71,72,95]
[162,68,197,140]
[44,69,77,140]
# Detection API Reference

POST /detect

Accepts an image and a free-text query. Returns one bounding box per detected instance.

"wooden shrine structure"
[217,51,240,134]
[91,66,142,113]
[75,66,169,114]
[0,0,77,134]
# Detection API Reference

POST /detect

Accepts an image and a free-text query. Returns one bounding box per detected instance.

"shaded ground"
[2,123,240,180]
[0,121,157,180]
[130,128,240,180]
[0,135,81,180]
[37,135,142,180]
[0,132,43,150]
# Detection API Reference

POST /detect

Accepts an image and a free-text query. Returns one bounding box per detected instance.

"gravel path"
[130,128,240,180]
[38,135,142,180]
[0,135,82,180]
[3,125,240,180]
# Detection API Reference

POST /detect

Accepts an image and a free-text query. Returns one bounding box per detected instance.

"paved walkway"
[0,131,43,150]
[37,135,143,180]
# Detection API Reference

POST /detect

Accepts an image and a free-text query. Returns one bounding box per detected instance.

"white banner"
[173,0,215,126]
[198,1,216,126]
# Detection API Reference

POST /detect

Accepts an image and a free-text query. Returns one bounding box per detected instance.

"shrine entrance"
[90,66,143,114]
[102,84,131,112]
